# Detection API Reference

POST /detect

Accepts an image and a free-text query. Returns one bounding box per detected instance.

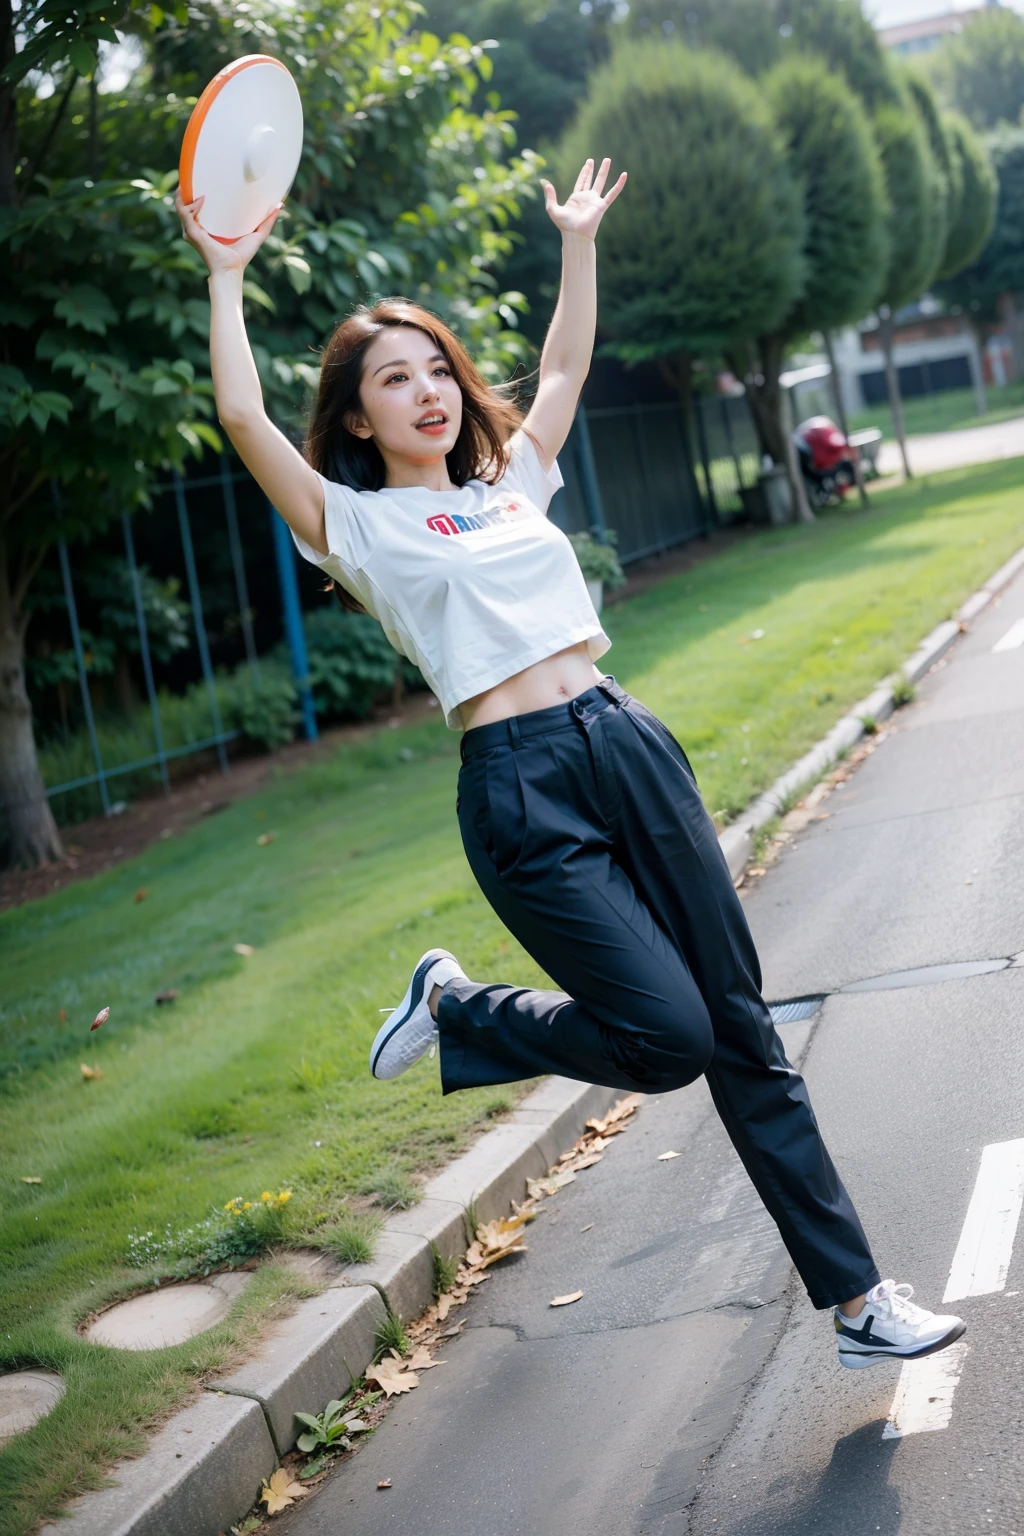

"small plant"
[859,714,878,735]
[431,1242,459,1298]
[126,1189,293,1275]
[483,1094,512,1119]
[290,1058,334,1093]
[750,816,780,865]
[294,1394,370,1455]
[374,1310,410,1360]
[318,1212,380,1267]
[568,530,626,589]
[891,673,916,707]
[462,1198,480,1246]
[359,1170,421,1212]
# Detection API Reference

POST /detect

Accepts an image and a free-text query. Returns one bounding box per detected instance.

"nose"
[416,373,440,403]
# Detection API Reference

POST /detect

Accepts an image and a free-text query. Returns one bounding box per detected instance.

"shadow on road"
[716,1422,901,1535]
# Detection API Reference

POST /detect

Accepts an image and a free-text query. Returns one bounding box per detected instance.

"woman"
[177,158,964,1371]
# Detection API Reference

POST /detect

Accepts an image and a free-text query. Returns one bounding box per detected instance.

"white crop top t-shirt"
[290,430,611,729]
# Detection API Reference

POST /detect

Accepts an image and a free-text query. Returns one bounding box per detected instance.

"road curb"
[46,539,1024,1535]
[50,1078,619,1535]
[718,542,1024,882]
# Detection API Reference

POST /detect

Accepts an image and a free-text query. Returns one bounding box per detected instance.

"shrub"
[568,530,626,589]
[294,607,424,724]
[125,1189,293,1276]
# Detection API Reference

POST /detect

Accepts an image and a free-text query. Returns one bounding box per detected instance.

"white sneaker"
[370,949,465,1080]
[835,1278,966,1369]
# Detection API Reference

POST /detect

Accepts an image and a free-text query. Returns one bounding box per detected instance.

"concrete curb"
[46,540,1024,1535]
[49,1077,619,1535]
[718,542,1024,882]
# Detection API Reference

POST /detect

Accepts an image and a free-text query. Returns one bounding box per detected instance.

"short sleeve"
[498,429,564,514]
[289,473,377,575]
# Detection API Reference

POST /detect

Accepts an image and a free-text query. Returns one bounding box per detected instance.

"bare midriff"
[458,641,604,731]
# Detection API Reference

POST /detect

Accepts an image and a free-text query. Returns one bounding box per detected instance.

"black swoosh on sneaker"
[370,956,433,1077]
[835,1310,893,1349]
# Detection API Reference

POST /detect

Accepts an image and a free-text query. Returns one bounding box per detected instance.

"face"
[346,325,464,466]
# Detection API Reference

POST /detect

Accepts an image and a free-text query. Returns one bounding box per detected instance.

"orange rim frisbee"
[179,54,303,243]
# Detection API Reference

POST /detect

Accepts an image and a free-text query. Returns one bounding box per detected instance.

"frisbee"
[179,55,303,243]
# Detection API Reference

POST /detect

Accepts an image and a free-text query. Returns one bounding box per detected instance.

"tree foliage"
[937,8,1024,133]
[872,100,939,313]
[936,126,1024,327]
[939,112,998,281]
[902,69,953,285]
[558,40,806,363]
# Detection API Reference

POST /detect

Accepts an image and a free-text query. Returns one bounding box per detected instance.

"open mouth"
[415,413,449,436]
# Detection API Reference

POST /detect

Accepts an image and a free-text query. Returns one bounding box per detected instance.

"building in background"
[878,1,999,56]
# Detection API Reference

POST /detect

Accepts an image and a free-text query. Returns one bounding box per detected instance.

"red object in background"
[793,415,858,506]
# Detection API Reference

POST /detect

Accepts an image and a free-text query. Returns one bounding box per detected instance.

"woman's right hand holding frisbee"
[175,187,284,276]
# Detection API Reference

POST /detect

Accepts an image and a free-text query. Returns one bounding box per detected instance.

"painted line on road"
[881,1138,1024,1439]
[993,618,1024,653]
[943,1138,1024,1302]
[881,1341,969,1439]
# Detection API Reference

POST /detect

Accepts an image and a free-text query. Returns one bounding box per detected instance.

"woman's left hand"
[542,158,627,241]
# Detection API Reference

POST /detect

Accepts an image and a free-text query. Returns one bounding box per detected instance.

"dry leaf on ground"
[472,1211,534,1269]
[80,1063,103,1080]
[259,1467,308,1514]
[550,1291,584,1307]
[657,1150,681,1161]
[234,943,256,956]
[406,1347,444,1371]
[364,1357,419,1396]
[133,888,149,903]
[377,1479,392,1490]
[527,1170,576,1199]
[20,1176,41,1184]
[90,1006,109,1032]
[155,989,178,1005]
[257,833,275,846]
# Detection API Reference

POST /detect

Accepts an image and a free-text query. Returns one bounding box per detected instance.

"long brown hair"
[305,299,523,612]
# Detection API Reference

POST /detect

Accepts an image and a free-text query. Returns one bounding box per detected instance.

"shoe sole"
[838,1319,967,1370]
[370,948,453,1079]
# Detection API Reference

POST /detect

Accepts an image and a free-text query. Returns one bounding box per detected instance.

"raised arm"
[520,158,626,472]
[175,191,327,556]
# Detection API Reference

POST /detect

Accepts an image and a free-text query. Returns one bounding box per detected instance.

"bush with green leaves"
[568,531,626,589]
[295,1396,371,1456]
[296,606,424,724]
[125,1189,293,1277]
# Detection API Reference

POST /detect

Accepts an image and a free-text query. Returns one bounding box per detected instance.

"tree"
[871,99,940,478]
[935,126,1020,397]
[939,8,1024,133]
[931,113,998,413]
[1,0,538,866]
[737,54,888,514]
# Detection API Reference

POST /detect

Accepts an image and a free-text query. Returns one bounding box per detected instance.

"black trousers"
[438,677,879,1310]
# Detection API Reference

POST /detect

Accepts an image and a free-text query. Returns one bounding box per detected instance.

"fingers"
[592,157,612,197]
[574,157,593,195]
[603,170,628,207]
[541,178,558,211]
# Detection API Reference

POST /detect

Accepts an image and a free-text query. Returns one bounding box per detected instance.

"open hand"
[542,158,627,241]
[175,187,284,275]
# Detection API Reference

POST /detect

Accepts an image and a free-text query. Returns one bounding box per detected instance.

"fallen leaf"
[550,1290,584,1307]
[21,1176,41,1184]
[59,1008,66,1023]
[259,1467,308,1514]
[155,990,178,1005]
[133,888,149,903]
[377,1479,392,1490]
[90,1006,109,1032]
[364,1357,419,1396]
[434,1293,452,1321]
[657,1150,681,1161]
[580,1223,593,1233]
[440,1319,465,1337]
[572,1153,603,1170]
[406,1347,444,1371]
[80,1063,103,1080]
[474,1211,534,1268]
[526,1170,576,1199]
[234,943,256,956]
[257,833,275,846]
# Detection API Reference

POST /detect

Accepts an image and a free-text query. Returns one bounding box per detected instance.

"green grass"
[848,379,1024,440]
[1,457,1023,1533]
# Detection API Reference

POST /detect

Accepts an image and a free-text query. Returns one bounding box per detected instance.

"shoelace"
[870,1279,929,1323]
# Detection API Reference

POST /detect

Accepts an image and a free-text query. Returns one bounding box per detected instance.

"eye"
[433,365,451,378]
[385,371,408,386]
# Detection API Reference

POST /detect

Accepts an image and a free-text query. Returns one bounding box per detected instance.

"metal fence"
[551,393,761,562]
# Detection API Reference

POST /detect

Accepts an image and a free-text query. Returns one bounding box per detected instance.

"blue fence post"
[268,502,317,741]
[220,456,261,684]
[173,471,230,775]
[55,531,112,816]
[572,406,609,543]
[122,512,171,795]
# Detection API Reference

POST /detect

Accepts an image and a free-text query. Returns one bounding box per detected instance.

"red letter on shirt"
[426,513,458,536]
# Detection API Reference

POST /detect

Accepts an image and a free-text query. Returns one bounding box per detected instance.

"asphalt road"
[278,559,1024,1536]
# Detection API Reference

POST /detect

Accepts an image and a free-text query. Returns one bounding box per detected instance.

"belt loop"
[596,674,623,707]
[507,714,523,750]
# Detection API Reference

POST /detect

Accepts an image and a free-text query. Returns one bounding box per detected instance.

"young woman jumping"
[177,157,965,1371]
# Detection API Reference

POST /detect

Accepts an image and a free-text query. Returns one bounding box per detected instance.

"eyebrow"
[372,353,447,377]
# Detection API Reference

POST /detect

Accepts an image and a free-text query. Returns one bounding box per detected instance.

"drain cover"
[768,997,825,1024]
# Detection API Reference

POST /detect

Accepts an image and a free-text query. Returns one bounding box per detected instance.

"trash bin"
[759,464,792,525]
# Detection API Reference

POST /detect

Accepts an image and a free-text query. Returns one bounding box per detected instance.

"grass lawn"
[2,457,1023,1533]
[848,379,1024,440]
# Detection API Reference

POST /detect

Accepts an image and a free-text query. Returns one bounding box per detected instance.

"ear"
[343,409,373,440]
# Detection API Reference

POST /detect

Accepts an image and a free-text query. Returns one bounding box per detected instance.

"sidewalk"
[877,414,1024,477]
[275,555,1024,1531]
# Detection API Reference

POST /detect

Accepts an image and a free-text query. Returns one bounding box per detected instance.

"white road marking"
[882,1342,970,1438]
[880,1138,1024,1440]
[943,1138,1024,1303]
[992,618,1024,653]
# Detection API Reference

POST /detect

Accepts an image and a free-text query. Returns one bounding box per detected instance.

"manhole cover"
[768,997,825,1024]
[0,1369,65,1444]
[84,1271,252,1350]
